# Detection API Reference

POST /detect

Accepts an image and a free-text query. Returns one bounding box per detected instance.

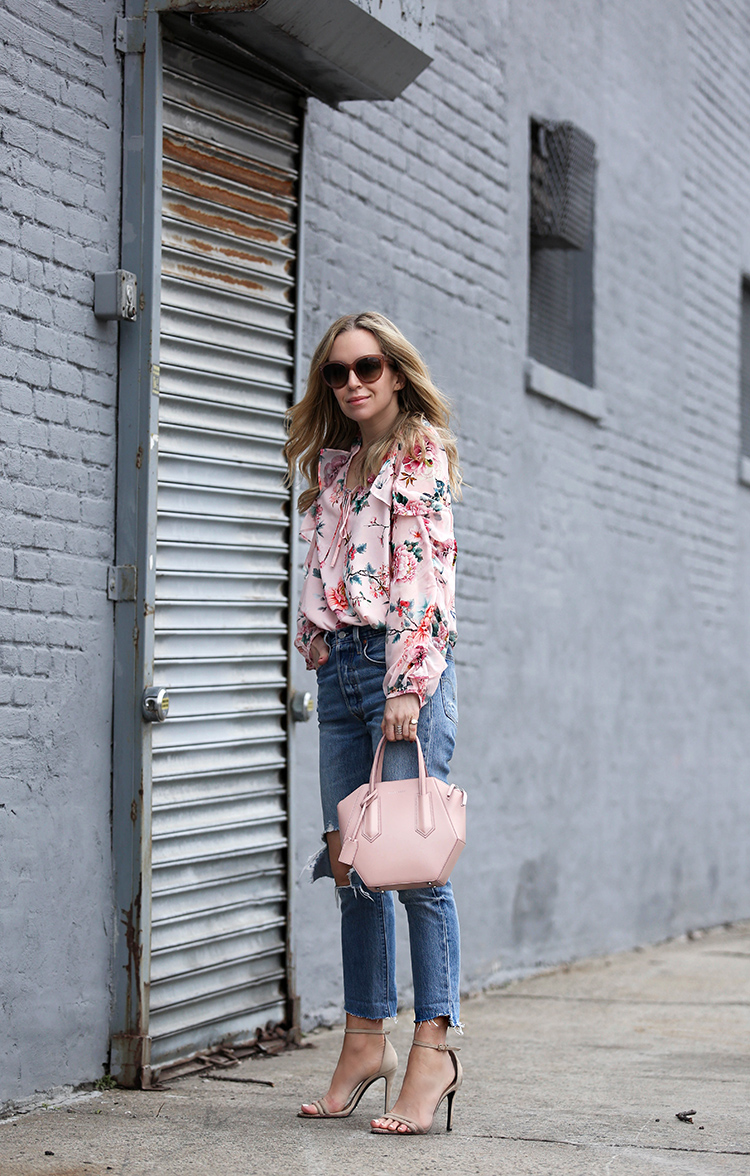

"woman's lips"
[347,395,369,405]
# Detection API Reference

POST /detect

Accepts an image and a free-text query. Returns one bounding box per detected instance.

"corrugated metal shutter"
[149,37,299,1068]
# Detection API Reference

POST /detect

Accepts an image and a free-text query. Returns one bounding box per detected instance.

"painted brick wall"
[0,0,121,1105]
[290,0,750,1025]
[2,0,749,1102]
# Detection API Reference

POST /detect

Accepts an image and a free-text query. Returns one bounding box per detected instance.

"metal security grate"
[530,120,595,251]
[528,119,595,388]
[149,35,299,1069]
[527,232,594,388]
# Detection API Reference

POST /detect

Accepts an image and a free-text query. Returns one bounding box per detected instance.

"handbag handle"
[369,735,428,795]
[370,735,434,837]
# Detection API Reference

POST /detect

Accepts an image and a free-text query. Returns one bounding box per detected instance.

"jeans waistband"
[325,624,385,649]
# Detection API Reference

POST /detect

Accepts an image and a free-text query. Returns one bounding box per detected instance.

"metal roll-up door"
[149,37,299,1069]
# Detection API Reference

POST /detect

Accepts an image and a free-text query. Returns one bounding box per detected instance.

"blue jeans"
[314,624,461,1027]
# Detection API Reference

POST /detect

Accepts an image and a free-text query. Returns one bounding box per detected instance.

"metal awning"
[135,0,435,104]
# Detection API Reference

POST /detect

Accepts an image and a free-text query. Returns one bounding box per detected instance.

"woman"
[284,312,462,1136]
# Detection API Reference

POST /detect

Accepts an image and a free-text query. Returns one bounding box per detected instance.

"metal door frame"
[110,7,162,1089]
[110,8,306,1087]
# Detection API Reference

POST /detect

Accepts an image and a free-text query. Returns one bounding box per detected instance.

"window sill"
[739,456,750,487]
[525,359,605,422]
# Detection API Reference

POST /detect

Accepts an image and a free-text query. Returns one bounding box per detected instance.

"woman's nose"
[347,367,361,388]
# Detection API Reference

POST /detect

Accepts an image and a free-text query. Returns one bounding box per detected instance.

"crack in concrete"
[469,1133,750,1156]
[497,994,750,1007]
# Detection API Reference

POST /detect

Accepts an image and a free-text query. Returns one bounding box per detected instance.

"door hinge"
[108,565,137,603]
[115,16,145,55]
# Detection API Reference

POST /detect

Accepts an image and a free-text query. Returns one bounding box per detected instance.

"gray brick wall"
[290,0,750,1024]
[2,0,750,1102]
[0,0,121,1104]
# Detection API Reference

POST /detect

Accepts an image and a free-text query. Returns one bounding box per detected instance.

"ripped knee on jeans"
[326,829,351,888]
[335,870,375,903]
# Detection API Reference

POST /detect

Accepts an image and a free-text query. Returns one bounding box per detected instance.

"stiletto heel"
[298,1028,398,1120]
[370,1038,463,1136]
[445,1088,456,1132]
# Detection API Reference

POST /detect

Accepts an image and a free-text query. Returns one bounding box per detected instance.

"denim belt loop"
[325,624,385,656]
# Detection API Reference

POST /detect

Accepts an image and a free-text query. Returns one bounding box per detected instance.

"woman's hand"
[310,634,329,669]
[382,693,420,741]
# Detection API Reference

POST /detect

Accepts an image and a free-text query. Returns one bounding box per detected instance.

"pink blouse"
[295,432,457,704]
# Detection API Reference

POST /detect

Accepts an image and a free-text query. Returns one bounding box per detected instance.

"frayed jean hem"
[413,1006,463,1031]
[344,1002,398,1021]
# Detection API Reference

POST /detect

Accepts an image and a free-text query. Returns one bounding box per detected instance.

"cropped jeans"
[314,624,461,1027]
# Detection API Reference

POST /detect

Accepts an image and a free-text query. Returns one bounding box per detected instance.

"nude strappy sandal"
[370,1040,462,1135]
[298,1027,398,1119]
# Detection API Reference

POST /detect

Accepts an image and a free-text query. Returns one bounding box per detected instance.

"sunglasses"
[320,354,391,390]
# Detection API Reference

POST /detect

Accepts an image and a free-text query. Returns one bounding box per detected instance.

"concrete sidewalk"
[2,922,748,1176]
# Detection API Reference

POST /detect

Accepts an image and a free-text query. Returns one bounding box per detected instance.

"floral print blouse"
[295,431,458,704]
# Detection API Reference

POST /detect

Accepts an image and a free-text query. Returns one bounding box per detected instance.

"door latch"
[142,687,170,723]
[289,690,314,722]
[94,270,138,321]
[107,565,137,602]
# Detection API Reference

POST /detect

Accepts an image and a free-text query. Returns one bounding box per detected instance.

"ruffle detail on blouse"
[390,440,451,519]
[299,446,357,545]
[299,508,317,544]
[368,452,397,507]
[318,447,355,491]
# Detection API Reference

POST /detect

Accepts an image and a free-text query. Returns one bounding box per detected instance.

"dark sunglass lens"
[322,363,348,388]
[355,356,385,382]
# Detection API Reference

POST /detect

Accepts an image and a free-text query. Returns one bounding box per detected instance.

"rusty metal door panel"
[150,35,299,1070]
[161,276,293,334]
[159,365,289,414]
[161,212,295,283]
[163,99,298,169]
[157,395,289,443]
[159,334,292,386]
[160,307,293,360]
[157,451,288,495]
[153,759,284,807]
[157,542,287,575]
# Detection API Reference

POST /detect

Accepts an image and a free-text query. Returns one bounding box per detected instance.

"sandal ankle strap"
[412,1040,460,1051]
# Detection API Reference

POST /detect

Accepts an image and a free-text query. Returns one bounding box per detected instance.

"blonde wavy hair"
[284,312,461,514]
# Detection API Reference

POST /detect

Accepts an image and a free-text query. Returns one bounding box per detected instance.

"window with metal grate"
[528,119,596,389]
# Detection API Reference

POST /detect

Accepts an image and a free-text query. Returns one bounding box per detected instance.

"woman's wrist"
[382,692,421,741]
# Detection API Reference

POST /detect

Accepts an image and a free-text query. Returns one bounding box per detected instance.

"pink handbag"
[336,737,467,891]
